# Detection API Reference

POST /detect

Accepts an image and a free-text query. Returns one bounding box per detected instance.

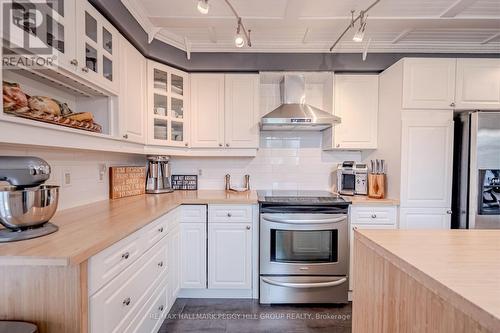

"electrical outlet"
[62,168,72,187]
[98,163,107,183]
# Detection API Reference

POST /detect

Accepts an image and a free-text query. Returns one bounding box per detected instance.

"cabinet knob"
[185,143,188,147]
[123,134,128,139]
[159,305,164,312]
[227,213,232,217]
[123,297,131,306]
[371,214,377,219]
[219,143,223,147]
[336,144,340,148]
[226,143,230,147]
[121,252,130,260]
[246,225,251,230]
[81,67,89,73]
[158,227,164,233]
[450,102,456,108]
[446,209,453,215]
[158,261,164,267]
[353,226,358,230]
[70,59,78,66]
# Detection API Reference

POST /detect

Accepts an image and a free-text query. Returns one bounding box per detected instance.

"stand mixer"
[0,156,60,242]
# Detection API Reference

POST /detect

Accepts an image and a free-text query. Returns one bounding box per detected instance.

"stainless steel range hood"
[260,74,341,131]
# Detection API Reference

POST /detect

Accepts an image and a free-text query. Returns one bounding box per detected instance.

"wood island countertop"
[346,195,399,205]
[355,229,500,332]
[0,190,257,266]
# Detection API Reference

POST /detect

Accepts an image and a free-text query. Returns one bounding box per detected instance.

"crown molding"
[120,0,154,36]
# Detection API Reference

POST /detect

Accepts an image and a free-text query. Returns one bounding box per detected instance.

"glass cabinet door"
[148,62,188,147]
[77,1,119,92]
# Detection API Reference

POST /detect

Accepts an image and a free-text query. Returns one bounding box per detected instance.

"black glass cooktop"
[258,190,350,205]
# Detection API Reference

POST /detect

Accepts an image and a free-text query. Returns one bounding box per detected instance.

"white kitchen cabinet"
[118,36,146,144]
[400,111,454,208]
[167,223,181,308]
[224,74,260,148]
[402,58,456,109]
[399,207,451,229]
[455,58,500,110]
[208,223,252,289]
[325,75,378,150]
[190,74,225,148]
[147,61,189,147]
[75,0,120,94]
[180,222,207,289]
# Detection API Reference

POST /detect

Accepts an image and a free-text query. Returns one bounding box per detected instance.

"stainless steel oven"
[258,191,350,304]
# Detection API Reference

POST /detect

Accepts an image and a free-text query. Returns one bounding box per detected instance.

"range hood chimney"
[260,74,341,131]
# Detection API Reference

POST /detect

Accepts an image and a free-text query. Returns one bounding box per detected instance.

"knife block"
[368,174,385,199]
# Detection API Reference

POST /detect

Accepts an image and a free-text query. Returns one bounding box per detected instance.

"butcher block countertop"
[346,195,399,205]
[0,190,257,266]
[356,229,500,332]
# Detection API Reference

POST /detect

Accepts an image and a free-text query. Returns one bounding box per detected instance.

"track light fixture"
[197,0,209,14]
[195,0,252,48]
[353,12,367,42]
[329,0,380,51]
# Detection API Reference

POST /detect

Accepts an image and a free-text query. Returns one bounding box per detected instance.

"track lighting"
[234,20,245,47]
[197,0,209,14]
[353,14,367,43]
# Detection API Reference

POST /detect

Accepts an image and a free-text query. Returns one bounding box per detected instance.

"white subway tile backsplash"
[172,132,361,191]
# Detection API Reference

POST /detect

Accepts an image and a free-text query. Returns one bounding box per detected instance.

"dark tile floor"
[158,299,352,333]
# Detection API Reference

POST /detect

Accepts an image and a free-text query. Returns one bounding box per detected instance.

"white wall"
[0,144,145,210]
[171,132,361,191]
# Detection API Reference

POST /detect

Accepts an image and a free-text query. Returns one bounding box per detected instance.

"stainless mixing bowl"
[0,185,59,230]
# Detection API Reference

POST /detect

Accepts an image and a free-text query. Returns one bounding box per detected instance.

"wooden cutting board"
[109,166,146,199]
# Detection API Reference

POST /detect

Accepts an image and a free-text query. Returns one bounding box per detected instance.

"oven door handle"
[261,216,346,224]
[261,277,347,289]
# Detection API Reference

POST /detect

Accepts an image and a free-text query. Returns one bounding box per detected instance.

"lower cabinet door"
[180,222,207,288]
[208,223,252,289]
[167,224,181,306]
[349,224,396,291]
[399,207,451,229]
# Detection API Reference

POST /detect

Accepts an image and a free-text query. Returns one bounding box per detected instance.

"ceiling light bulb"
[353,29,364,42]
[197,0,209,14]
[235,34,245,48]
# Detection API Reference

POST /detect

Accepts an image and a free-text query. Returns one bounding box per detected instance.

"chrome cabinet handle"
[70,59,78,66]
[219,143,223,147]
[450,102,456,107]
[262,277,347,289]
[121,252,130,260]
[226,143,230,147]
[159,305,164,312]
[446,209,453,214]
[158,227,164,233]
[246,225,251,230]
[123,297,131,306]
[123,134,128,139]
[227,213,232,217]
[158,261,164,267]
[81,67,89,73]
[371,214,377,218]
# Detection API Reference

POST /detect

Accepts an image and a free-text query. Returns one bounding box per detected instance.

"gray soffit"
[90,0,500,73]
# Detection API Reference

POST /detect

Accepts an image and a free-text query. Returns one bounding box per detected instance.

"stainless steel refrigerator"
[452,111,500,229]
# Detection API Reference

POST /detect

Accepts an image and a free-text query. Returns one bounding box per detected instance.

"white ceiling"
[122,0,500,54]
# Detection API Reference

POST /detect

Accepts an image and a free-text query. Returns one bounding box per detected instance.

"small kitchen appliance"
[0,156,59,242]
[258,190,350,304]
[145,156,173,194]
[335,161,368,196]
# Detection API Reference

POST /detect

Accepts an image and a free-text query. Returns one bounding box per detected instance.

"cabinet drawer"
[181,205,207,223]
[90,239,167,333]
[350,206,397,225]
[142,213,170,249]
[124,277,168,333]
[209,205,252,222]
[88,232,143,295]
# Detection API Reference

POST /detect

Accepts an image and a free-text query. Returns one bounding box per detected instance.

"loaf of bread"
[66,112,94,122]
[28,96,61,116]
[3,81,29,112]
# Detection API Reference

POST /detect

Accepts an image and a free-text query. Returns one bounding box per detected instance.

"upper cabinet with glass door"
[75,0,120,94]
[147,61,189,147]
